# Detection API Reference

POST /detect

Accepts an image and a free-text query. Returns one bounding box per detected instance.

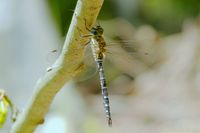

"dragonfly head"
[91,25,104,36]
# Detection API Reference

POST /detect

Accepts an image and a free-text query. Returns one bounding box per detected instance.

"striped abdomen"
[96,59,112,126]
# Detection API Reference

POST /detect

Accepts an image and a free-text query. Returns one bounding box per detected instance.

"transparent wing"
[76,39,149,82]
[103,39,150,76]
[46,39,151,82]
[73,44,98,82]
[104,29,161,66]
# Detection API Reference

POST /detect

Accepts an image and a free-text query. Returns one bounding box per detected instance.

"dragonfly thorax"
[91,38,106,60]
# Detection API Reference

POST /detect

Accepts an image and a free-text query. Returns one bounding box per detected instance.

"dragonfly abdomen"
[96,59,112,126]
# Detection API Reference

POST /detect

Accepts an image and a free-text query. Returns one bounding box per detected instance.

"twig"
[10,0,104,132]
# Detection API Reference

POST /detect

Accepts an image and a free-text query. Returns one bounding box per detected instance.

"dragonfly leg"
[83,40,91,46]
[83,18,92,32]
[77,27,92,46]
[77,27,93,38]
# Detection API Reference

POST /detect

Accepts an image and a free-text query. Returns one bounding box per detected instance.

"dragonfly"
[78,19,113,126]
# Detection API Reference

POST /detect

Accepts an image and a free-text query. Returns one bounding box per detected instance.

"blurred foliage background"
[1,0,200,133]
[48,0,200,35]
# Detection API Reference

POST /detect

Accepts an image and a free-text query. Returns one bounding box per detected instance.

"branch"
[10,0,104,132]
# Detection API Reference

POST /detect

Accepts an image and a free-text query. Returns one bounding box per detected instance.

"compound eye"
[91,30,97,35]
[94,30,97,35]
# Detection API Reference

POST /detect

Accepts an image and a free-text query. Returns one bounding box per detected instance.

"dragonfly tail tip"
[108,117,112,127]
